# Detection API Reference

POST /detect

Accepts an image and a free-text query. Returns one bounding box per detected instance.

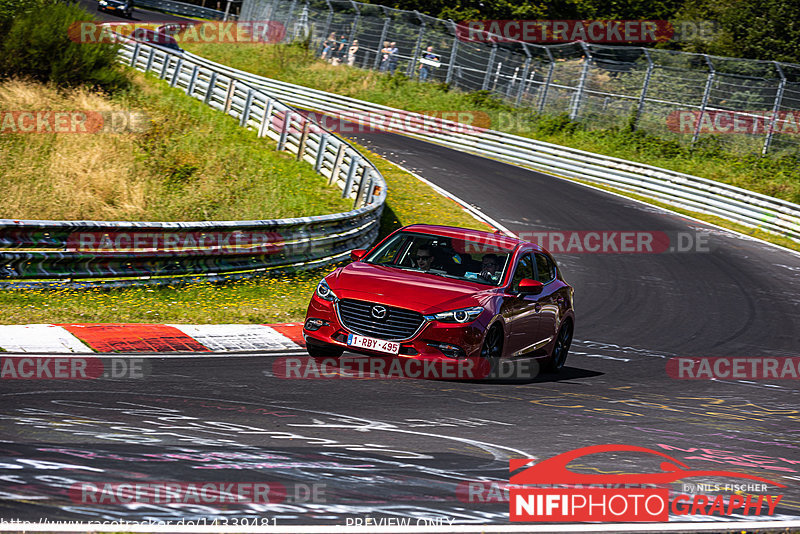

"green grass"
[0,141,486,324]
[183,41,800,206]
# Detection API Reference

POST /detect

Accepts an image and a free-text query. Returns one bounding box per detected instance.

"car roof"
[401,224,541,253]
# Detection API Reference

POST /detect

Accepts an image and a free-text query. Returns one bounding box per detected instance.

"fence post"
[186,65,199,96]
[297,120,311,160]
[354,168,372,208]
[538,48,554,112]
[633,49,653,131]
[373,16,391,69]
[145,48,155,72]
[445,20,460,86]
[342,156,361,198]
[159,54,171,79]
[482,42,497,91]
[240,89,254,126]
[691,55,715,147]
[170,58,184,88]
[330,144,346,185]
[284,0,297,41]
[278,110,292,150]
[348,1,360,52]
[204,72,218,105]
[130,43,141,67]
[258,98,274,137]
[762,62,786,156]
[569,42,592,120]
[516,44,532,106]
[407,12,425,77]
[315,133,329,171]
[321,0,334,51]
[224,79,237,115]
[492,61,502,91]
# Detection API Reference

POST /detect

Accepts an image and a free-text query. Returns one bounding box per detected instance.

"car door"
[503,252,544,356]
[534,252,562,345]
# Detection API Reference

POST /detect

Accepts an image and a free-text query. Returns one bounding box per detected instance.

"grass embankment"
[0,134,486,323]
[185,42,800,208]
[0,74,351,220]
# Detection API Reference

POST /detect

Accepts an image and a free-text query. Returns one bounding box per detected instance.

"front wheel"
[306,341,344,359]
[479,324,503,379]
[546,321,573,373]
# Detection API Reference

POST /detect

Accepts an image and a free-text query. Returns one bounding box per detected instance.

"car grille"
[337,299,425,341]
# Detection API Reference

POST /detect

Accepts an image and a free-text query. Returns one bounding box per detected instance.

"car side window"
[535,253,556,283]
[510,253,534,293]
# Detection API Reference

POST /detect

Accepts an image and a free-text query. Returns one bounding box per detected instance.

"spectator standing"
[387,42,399,74]
[379,41,390,71]
[418,45,440,81]
[321,32,336,60]
[347,39,359,66]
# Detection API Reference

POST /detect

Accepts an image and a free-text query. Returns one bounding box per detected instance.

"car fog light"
[427,342,467,359]
[304,318,329,331]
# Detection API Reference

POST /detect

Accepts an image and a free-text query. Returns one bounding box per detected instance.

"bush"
[0,0,129,92]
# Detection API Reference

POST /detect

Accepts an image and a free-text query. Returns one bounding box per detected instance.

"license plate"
[347,334,400,355]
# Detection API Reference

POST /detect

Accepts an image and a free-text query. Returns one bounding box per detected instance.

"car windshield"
[363,231,514,286]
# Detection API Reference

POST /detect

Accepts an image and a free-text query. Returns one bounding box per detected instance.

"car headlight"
[424,306,483,323]
[315,279,337,302]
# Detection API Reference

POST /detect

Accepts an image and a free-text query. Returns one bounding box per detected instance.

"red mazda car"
[302,224,575,376]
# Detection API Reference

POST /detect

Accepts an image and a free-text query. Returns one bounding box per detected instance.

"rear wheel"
[479,324,503,378]
[546,321,573,372]
[306,341,344,359]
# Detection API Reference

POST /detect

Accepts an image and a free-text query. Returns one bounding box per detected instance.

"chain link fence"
[241,0,800,157]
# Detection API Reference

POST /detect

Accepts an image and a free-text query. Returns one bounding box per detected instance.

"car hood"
[328,262,496,313]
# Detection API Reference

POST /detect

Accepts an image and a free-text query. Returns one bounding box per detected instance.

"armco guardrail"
[0,41,386,287]
[134,0,232,20]
[184,52,800,242]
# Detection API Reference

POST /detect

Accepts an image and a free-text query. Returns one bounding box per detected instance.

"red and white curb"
[0,323,304,354]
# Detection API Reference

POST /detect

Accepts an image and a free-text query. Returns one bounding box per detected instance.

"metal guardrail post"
[407,13,425,78]
[632,49,653,131]
[373,16,391,69]
[482,42,497,91]
[278,110,292,150]
[691,55,716,146]
[159,55,171,79]
[170,58,184,88]
[762,62,787,156]
[315,133,329,171]
[445,20,459,86]
[354,168,371,208]
[240,89,254,126]
[538,48,554,112]
[569,42,592,120]
[330,144,346,185]
[145,48,155,73]
[297,120,311,160]
[187,65,200,96]
[204,72,218,104]
[224,79,237,114]
[258,98,274,137]
[343,156,361,198]
[516,44,532,106]
[130,43,141,67]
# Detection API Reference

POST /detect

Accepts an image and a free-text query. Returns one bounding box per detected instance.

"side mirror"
[350,249,366,262]
[518,278,543,295]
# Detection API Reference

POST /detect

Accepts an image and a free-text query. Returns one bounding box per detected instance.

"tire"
[306,341,344,359]
[546,321,573,373]
[479,324,503,379]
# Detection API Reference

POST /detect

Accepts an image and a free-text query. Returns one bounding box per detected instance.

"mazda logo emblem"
[371,305,387,319]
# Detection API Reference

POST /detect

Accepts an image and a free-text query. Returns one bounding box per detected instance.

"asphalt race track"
[2,29,800,527]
